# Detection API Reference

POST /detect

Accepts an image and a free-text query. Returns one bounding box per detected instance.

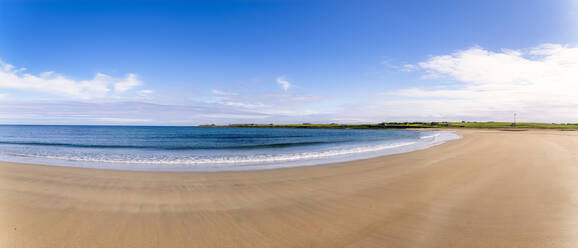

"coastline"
[1,129,578,247]
[0,129,460,172]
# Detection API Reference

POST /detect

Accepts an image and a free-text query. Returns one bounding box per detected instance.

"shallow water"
[0,125,460,171]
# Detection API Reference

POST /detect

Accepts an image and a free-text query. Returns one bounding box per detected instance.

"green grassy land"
[198,122,578,130]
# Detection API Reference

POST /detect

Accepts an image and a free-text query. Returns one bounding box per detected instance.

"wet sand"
[1,130,578,247]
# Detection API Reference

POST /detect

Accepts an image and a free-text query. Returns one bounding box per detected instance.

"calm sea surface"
[0,125,460,171]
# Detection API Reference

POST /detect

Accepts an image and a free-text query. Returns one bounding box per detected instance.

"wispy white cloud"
[211,89,238,96]
[400,64,417,72]
[209,89,266,109]
[0,101,272,125]
[139,89,154,95]
[137,89,154,99]
[381,59,417,72]
[207,87,328,116]
[112,74,141,93]
[381,43,578,122]
[276,76,291,91]
[0,60,147,99]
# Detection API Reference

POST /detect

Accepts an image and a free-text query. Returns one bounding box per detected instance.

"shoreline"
[0,130,461,172]
[2,129,578,247]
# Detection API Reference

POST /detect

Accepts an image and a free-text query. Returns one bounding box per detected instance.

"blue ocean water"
[0,125,460,171]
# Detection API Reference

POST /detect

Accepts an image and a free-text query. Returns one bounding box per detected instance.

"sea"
[0,125,460,171]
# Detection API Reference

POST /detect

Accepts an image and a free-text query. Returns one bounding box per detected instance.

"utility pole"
[513,112,517,127]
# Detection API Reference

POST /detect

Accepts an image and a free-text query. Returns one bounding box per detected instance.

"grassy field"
[199,122,578,130]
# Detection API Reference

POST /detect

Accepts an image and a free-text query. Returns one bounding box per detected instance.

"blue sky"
[0,0,577,125]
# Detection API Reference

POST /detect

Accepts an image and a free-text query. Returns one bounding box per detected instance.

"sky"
[0,0,577,125]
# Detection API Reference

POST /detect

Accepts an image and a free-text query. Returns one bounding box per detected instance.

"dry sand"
[1,130,578,247]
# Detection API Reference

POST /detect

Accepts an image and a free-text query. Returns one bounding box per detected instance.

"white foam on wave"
[0,131,461,171]
[3,141,417,165]
[419,133,440,139]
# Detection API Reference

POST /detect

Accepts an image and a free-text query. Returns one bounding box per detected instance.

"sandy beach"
[1,129,578,247]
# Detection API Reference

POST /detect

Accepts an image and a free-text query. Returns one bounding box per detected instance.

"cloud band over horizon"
[1,43,578,125]
[379,43,578,122]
